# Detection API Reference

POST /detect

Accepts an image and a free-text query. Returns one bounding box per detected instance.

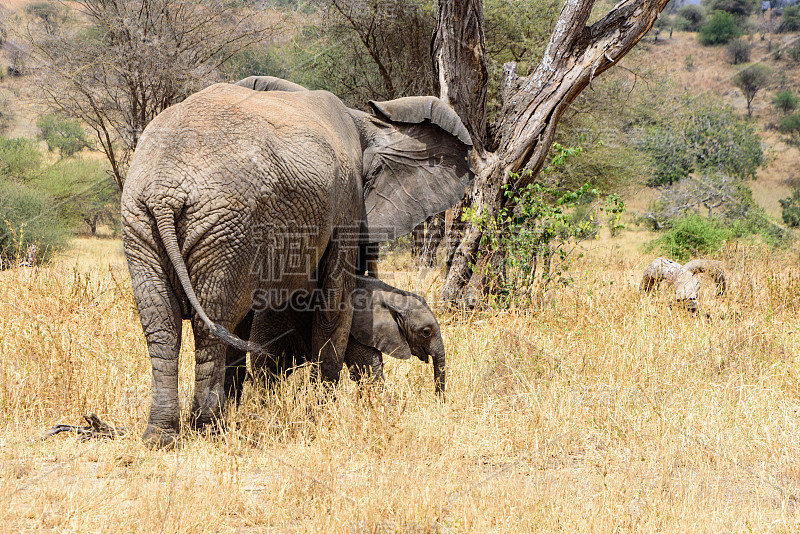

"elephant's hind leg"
[127,251,184,449]
[312,228,358,383]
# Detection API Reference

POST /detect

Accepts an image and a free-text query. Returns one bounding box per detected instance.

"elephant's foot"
[142,424,178,449]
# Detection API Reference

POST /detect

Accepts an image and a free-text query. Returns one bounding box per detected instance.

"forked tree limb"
[683,259,727,295]
[640,257,727,311]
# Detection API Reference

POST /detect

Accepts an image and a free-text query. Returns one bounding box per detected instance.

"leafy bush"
[0,91,13,134]
[646,214,730,262]
[779,187,800,227]
[646,207,784,261]
[698,11,742,45]
[0,179,68,268]
[779,5,800,33]
[32,158,120,235]
[777,113,800,136]
[36,113,90,157]
[678,5,705,31]
[468,146,625,306]
[725,39,750,64]
[0,137,42,178]
[636,99,763,186]
[773,89,799,115]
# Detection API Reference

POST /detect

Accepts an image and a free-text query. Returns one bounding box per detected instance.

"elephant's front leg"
[345,339,384,387]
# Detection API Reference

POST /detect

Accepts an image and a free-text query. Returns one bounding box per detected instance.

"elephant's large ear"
[350,291,412,360]
[234,76,308,92]
[360,96,473,242]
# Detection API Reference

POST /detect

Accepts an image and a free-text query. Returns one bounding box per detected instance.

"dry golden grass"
[2,237,800,532]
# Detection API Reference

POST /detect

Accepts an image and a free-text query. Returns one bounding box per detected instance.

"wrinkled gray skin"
[122,76,471,448]
[239,276,445,396]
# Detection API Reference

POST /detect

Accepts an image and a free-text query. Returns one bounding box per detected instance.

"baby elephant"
[247,276,446,395]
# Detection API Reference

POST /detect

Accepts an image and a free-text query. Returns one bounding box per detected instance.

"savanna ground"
[1,231,800,533]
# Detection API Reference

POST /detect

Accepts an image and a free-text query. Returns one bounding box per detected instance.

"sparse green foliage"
[778,113,800,140]
[646,214,730,261]
[31,158,120,235]
[773,89,799,115]
[678,5,705,31]
[725,39,750,64]
[779,5,800,33]
[0,138,42,178]
[698,11,742,45]
[0,180,67,268]
[779,187,800,227]
[733,64,771,118]
[467,145,625,307]
[36,113,90,158]
[637,100,763,186]
[0,91,13,134]
[287,0,435,107]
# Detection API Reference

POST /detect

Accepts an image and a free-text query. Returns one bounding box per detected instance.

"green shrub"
[773,89,799,115]
[0,91,12,134]
[698,11,742,45]
[725,39,750,64]
[0,137,42,178]
[779,5,800,33]
[36,113,90,157]
[0,179,68,268]
[32,158,119,234]
[779,187,800,227]
[778,113,800,135]
[647,214,730,262]
[678,5,705,31]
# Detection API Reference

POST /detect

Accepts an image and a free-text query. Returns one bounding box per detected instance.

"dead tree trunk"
[434,0,670,304]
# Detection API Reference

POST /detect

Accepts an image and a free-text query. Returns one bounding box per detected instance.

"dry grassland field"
[1,233,800,532]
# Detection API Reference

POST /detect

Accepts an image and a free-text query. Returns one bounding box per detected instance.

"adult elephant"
[122,76,472,447]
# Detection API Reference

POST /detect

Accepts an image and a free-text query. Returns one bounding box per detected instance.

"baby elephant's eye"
[422,327,433,338]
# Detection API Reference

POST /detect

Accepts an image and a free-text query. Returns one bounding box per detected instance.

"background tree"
[289,0,435,107]
[29,0,275,190]
[433,0,671,303]
[36,113,91,158]
[703,0,758,17]
[733,64,771,118]
[636,99,763,186]
[677,5,705,31]
[779,5,800,32]
[698,10,742,45]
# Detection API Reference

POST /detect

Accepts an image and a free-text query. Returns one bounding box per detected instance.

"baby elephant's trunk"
[431,343,446,396]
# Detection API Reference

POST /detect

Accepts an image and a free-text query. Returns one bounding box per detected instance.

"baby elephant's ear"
[350,293,412,360]
[360,96,473,242]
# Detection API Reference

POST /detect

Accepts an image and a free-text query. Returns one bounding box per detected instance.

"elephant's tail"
[152,207,260,353]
